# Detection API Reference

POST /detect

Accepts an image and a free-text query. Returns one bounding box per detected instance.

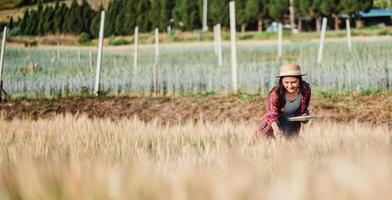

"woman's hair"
[276,76,303,111]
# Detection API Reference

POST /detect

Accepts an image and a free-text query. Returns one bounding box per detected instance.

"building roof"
[359,9,392,18]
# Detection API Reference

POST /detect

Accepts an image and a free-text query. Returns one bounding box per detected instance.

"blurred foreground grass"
[0,115,391,199]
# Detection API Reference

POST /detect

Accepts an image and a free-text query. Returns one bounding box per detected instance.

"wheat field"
[0,115,390,199]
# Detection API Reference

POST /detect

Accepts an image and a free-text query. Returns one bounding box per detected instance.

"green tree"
[159,0,174,31]
[35,0,44,35]
[81,0,95,34]
[135,0,151,32]
[268,0,288,22]
[25,11,38,35]
[150,0,162,29]
[242,0,269,32]
[123,0,137,35]
[341,0,373,28]
[330,0,343,30]
[375,0,392,8]
[115,8,127,35]
[235,0,247,32]
[208,0,230,28]
[18,9,29,34]
[105,0,123,36]
[42,6,55,34]
[8,16,14,29]
[53,3,67,34]
[90,6,103,38]
[172,0,200,30]
[63,0,83,34]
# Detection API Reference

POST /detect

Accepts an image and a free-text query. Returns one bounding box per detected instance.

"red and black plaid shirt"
[256,81,311,137]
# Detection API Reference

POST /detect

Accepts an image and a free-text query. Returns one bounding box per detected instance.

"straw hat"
[276,63,306,77]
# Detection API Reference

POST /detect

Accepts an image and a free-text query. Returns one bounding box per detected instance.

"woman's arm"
[256,88,281,137]
[265,88,280,124]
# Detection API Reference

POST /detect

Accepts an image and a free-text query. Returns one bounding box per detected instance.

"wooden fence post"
[229,1,238,94]
[134,26,138,74]
[0,27,7,102]
[94,11,105,95]
[317,17,327,64]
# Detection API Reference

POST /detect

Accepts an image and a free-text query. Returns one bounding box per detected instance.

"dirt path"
[1,93,391,126]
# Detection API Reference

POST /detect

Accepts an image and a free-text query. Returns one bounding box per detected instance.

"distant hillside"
[0,0,17,10]
[0,0,108,22]
[0,0,58,10]
[0,0,70,22]
[0,0,108,10]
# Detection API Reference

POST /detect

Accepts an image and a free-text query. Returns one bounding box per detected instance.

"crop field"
[0,115,391,199]
[1,36,392,199]
[2,38,392,97]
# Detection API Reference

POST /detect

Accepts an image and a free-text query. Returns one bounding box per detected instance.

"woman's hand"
[271,122,283,138]
[273,130,284,140]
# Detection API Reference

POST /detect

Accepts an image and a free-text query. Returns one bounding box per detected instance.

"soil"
[1,92,391,127]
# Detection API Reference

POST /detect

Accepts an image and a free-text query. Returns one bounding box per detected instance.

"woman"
[256,63,311,138]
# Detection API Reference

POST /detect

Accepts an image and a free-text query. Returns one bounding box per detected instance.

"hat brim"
[276,73,307,78]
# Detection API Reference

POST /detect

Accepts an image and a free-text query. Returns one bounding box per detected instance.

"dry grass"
[0,115,391,199]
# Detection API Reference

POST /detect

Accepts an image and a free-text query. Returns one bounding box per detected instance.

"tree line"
[13,0,374,38]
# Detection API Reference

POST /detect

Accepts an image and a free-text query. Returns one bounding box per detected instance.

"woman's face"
[282,76,300,93]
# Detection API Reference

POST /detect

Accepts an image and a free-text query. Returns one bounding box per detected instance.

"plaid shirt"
[256,81,311,137]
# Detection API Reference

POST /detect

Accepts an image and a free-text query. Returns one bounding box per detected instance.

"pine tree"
[19,9,29,34]
[150,0,162,29]
[115,8,127,35]
[8,16,14,29]
[135,0,151,32]
[123,0,137,35]
[36,0,44,35]
[90,6,103,38]
[63,0,82,34]
[26,11,38,35]
[81,0,95,34]
[105,0,123,36]
[53,3,67,34]
[172,0,200,31]
[42,6,52,34]
[159,0,174,31]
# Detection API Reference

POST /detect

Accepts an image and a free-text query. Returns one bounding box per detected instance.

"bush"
[7,26,20,38]
[378,29,391,36]
[108,36,130,46]
[78,32,91,44]
[363,25,382,30]
[239,33,254,40]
